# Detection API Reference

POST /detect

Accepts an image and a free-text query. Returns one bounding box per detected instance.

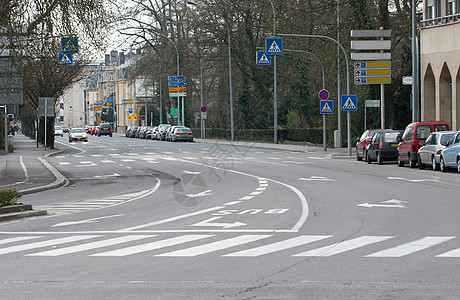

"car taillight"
[176,132,180,135]
[189,133,193,135]
[436,150,442,155]
[379,141,383,149]
[110,127,112,131]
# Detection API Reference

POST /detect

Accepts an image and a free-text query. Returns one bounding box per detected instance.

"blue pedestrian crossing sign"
[61,37,78,53]
[341,95,358,111]
[58,52,73,65]
[320,100,334,114]
[256,51,271,65]
[266,37,283,55]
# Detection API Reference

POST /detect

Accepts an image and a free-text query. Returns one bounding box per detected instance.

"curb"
[0,210,47,222]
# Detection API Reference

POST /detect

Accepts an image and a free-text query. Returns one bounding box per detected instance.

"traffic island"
[0,189,47,222]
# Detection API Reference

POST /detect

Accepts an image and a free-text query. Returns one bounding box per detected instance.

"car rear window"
[434,124,449,132]
[384,132,400,142]
[416,125,431,139]
[72,129,84,133]
[440,133,454,146]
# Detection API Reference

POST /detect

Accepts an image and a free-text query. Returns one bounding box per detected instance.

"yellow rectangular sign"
[355,76,391,85]
[355,69,391,76]
[169,86,187,92]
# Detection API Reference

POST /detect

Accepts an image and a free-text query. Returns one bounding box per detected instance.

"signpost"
[265,36,283,144]
[319,89,332,151]
[168,76,186,125]
[256,51,271,65]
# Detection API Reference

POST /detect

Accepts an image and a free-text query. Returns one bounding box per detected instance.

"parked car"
[129,126,138,138]
[151,127,159,140]
[144,126,155,139]
[98,123,113,137]
[417,131,455,170]
[68,128,88,142]
[85,125,92,134]
[125,126,131,137]
[367,130,403,165]
[171,127,194,142]
[61,125,70,133]
[166,126,185,141]
[158,124,171,141]
[90,126,100,135]
[440,131,460,173]
[136,127,146,138]
[397,121,450,168]
[54,126,63,137]
[356,129,390,161]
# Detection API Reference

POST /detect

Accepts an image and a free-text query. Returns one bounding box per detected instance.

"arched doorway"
[439,63,452,125]
[424,64,435,121]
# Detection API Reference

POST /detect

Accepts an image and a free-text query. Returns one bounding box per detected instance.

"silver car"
[417,131,455,170]
[69,128,88,142]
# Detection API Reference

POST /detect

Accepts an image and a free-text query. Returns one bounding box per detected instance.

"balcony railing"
[422,13,460,27]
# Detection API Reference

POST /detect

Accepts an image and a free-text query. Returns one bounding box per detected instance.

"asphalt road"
[1,134,460,299]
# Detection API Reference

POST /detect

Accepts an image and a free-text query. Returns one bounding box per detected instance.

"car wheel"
[356,148,362,161]
[440,156,447,173]
[69,139,72,142]
[409,154,417,168]
[397,154,404,167]
[377,153,383,165]
[432,156,440,171]
[110,134,112,137]
[457,158,460,174]
[417,155,425,170]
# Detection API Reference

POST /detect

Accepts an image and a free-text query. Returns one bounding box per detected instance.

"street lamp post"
[187,1,234,141]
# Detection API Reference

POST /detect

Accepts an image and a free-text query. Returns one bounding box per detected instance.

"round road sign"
[201,105,207,113]
[318,89,330,100]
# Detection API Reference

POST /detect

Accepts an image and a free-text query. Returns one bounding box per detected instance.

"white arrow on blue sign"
[320,100,334,114]
[169,76,186,81]
[256,51,271,65]
[169,81,187,87]
[266,37,283,55]
[341,95,358,111]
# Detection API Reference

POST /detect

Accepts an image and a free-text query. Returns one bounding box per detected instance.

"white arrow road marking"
[81,173,121,180]
[357,199,409,208]
[51,214,125,227]
[299,176,335,181]
[185,190,213,198]
[388,177,438,182]
[191,217,246,229]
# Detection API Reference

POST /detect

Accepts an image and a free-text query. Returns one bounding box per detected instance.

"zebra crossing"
[0,233,459,258]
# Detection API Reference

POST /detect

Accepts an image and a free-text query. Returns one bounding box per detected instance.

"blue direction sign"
[320,100,334,114]
[58,52,73,65]
[256,51,271,65]
[266,37,283,55]
[169,81,187,87]
[61,37,78,53]
[168,76,186,81]
[341,95,358,111]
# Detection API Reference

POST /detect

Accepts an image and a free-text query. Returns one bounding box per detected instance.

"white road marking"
[155,235,271,257]
[91,235,212,257]
[436,247,460,257]
[224,235,331,257]
[185,190,213,198]
[365,237,456,257]
[191,217,246,229]
[58,162,71,165]
[51,214,125,227]
[0,236,100,255]
[239,196,254,201]
[223,201,243,206]
[27,235,153,256]
[0,236,42,245]
[299,176,335,181]
[293,236,393,257]
[121,159,136,162]
[100,160,115,163]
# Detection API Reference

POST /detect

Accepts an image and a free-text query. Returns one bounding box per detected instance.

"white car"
[68,128,88,142]
[54,126,64,137]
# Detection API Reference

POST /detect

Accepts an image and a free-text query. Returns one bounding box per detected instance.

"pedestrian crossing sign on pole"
[341,95,358,111]
[320,100,334,114]
[61,36,79,53]
[256,51,271,65]
[58,52,73,65]
[266,37,283,55]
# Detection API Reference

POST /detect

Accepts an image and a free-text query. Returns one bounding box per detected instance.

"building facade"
[421,0,460,130]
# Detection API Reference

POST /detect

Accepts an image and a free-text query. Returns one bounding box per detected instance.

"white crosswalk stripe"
[27,235,153,256]
[365,236,455,257]
[91,235,213,257]
[292,236,393,257]
[0,236,99,255]
[155,235,271,257]
[224,235,331,257]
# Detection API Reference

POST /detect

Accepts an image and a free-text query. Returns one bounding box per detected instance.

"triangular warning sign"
[59,54,72,65]
[268,41,281,53]
[258,54,270,64]
[64,39,77,52]
[321,102,332,112]
[342,97,356,109]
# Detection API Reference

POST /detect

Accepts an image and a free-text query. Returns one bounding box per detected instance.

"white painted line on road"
[100,160,115,163]
[121,159,136,162]
[239,196,254,201]
[249,191,263,196]
[299,176,335,181]
[0,236,42,245]
[224,235,331,257]
[293,236,393,257]
[119,206,226,231]
[91,235,213,257]
[155,235,271,257]
[223,201,243,206]
[365,236,455,257]
[436,245,460,257]
[0,235,100,255]
[58,162,71,165]
[27,235,153,256]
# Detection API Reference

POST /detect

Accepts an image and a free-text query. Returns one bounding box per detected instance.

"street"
[1,134,460,299]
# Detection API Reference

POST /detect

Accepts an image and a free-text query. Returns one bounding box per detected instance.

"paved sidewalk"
[0,134,67,195]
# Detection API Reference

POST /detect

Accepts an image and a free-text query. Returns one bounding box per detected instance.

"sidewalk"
[0,134,67,194]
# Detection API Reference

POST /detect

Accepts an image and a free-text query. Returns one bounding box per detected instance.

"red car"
[91,126,99,135]
[356,129,391,161]
[397,121,450,168]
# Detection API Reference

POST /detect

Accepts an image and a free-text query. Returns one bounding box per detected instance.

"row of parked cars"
[125,124,194,142]
[356,121,460,173]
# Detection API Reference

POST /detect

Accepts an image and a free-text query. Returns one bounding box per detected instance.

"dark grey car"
[98,123,113,137]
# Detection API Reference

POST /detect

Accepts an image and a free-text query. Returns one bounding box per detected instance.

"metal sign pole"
[2,106,7,154]
[44,98,47,151]
[323,114,327,151]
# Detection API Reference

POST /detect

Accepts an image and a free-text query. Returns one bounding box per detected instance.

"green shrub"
[0,189,22,207]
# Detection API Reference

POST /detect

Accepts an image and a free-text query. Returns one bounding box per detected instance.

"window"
[403,127,414,141]
[427,5,434,25]
[440,133,454,146]
[109,73,114,81]
[384,132,400,143]
[416,125,431,139]
[425,135,434,145]
[435,0,442,24]
[448,1,454,21]
[455,134,460,144]
[434,124,450,131]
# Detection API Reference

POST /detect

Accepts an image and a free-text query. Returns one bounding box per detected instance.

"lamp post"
[148,29,180,125]
[187,1,234,141]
